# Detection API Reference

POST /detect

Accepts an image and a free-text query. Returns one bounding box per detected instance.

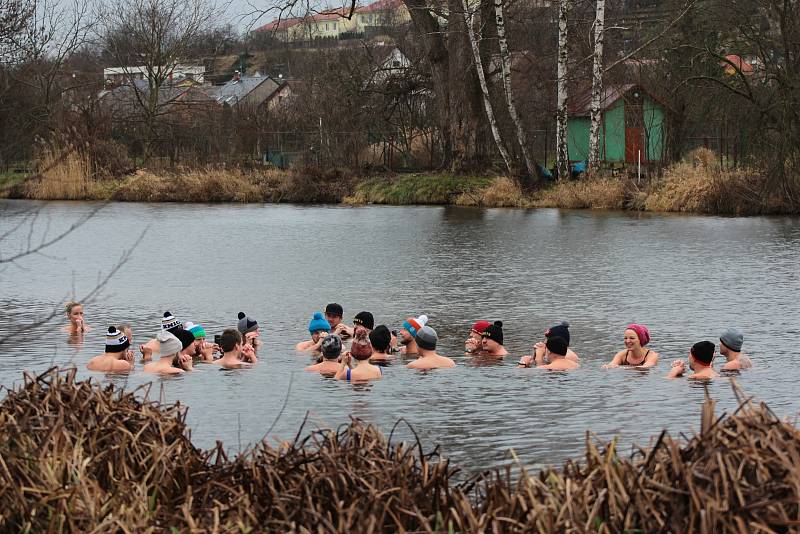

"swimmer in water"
[184,322,215,362]
[399,314,428,356]
[296,312,331,352]
[326,303,353,339]
[335,327,382,381]
[213,328,257,369]
[480,321,508,358]
[143,330,193,374]
[237,312,262,349]
[62,301,90,334]
[538,336,579,370]
[530,322,580,366]
[368,325,392,362]
[305,334,343,375]
[667,341,717,379]
[141,311,182,361]
[465,320,491,353]
[87,326,134,373]
[407,326,455,370]
[603,324,659,368]
[719,327,752,371]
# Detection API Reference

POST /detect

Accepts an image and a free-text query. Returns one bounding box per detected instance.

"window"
[325,23,328,30]
[334,23,337,30]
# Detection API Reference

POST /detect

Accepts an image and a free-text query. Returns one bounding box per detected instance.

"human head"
[625,324,650,348]
[185,322,206,349]
[415,326,438,351]
[161,311,182,334]
[320,334,342,360]
[719,327,744,354]
[481,321,504,351]
[105,326,130,353]
[220,328,243,353]
[308,312,331,342]
[690,341,715,368]
[545,321,570,346]
[157,330,182,358]
[117,324,132,345]
[237,312,259,336]
[400,314,428,344]
[470,320,491,341]
[369,325,392,353]
[175,328,196,354]
[350,328,373,360]
[353,311,374,332]
[546,336,569,357]
[65,301,83,324]
[325,303,343,328]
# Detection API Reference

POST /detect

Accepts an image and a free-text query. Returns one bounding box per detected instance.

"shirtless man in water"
[667,341,717,379]
[87,326,134,373]
[305,334,342,375]
[296,312,330,353]
[719,328,752,371]
[143,330,193,374]
[214,329,257,369]
[399,314,428,356]
[538,336,579,370]
[480,321,508,358]
[407,326,455,370]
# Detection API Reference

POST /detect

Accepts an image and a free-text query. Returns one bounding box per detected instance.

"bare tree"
[98,0,219,162]
[556,0,570,180]
[462,0,511,173]
[494,0,536,179]
[0,0,34,63]
[587,0,604,171]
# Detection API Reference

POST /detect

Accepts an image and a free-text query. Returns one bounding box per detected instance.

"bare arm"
[666,360,685,379]
[603,350,626,368]
[722,360,741,371]
[639,351,660,369]
[334,353,352,380]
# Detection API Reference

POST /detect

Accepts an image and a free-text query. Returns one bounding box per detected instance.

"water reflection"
[0,200,798,475]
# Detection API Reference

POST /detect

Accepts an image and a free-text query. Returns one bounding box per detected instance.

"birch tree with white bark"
[588,0,605,171]
[556,0,570,180]
[494,0,536,179]
[461,0,512,174]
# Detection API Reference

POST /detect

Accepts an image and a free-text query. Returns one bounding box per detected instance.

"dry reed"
[23,142,110,201]
[2,368,799,532]
[532,175,634,210]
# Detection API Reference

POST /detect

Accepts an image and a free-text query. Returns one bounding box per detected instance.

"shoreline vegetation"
[2,369,799,531]
[1,148,796,215]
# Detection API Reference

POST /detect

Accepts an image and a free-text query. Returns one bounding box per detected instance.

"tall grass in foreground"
[2,368,799,532]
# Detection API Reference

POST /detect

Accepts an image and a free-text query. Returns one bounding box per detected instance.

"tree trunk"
[556,0,570,180]
[588,0,605,171]
[494,0,536,178]
[462,0,512,174]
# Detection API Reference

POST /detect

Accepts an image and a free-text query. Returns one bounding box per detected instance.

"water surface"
[1,200,798,474]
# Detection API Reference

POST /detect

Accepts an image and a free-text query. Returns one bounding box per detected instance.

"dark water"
[1,200,799,474]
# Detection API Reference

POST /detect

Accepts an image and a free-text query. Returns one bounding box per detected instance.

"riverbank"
[2,149,795,215]
[2,368,798,531]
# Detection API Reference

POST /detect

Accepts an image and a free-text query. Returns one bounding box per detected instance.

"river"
[1,199,798,474]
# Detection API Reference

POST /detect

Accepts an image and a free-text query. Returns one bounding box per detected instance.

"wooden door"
[624,91,645,164]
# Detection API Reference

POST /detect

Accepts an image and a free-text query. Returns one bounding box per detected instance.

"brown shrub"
[454,176,532,207]
[23,141,111,200]
[644,149,772,215]
[533,175,633,210]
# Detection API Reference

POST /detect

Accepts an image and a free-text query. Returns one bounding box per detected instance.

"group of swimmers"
[294,304,752,380]
[64,300,753,381]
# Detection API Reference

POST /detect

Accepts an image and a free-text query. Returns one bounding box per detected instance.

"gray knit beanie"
[415,326,438,351]
[720,327,744,352]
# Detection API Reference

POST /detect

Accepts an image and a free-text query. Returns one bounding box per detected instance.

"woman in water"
[335,328,382,381]
[62,301,90,335]
[603,324,659,368]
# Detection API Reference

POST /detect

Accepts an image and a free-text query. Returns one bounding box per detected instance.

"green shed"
[567,84,665,164]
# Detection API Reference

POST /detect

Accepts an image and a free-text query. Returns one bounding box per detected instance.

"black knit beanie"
[353,311,374,330]
[481,321,504,346]
[545,321,570,345]
[175,328,196,351]
[546,336,569,357]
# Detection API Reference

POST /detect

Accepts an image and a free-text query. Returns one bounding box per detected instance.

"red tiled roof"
[722,54,754,74]
[357,0,403,12]
[569,84,637,116]
[255,0,402,31]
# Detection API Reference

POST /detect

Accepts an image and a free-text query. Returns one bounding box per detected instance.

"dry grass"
[114,168,264,202]
[22,143,112,201]
[532,175,634,210]
[454,176,532,207]
[644,148,770,215]
[2,369,800,532]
